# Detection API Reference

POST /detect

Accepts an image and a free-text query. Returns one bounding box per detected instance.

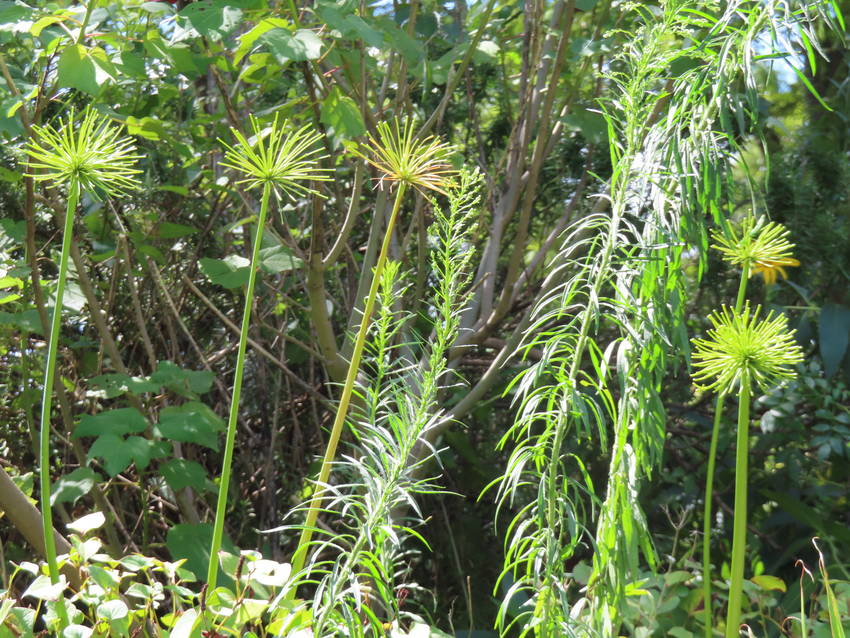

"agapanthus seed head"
[711,216,800,284]
[691,303,804,395]
[25,106,141,199]
[351,120,457,196]
[219,113,330,198]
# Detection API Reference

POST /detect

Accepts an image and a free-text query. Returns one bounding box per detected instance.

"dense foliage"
[0,0,849,636]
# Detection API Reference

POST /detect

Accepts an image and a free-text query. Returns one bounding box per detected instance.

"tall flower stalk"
[288,120,455,586]
[692,300,802,637]
[208,114,328,590]
[25,106,140,628]
[700,217,801,635]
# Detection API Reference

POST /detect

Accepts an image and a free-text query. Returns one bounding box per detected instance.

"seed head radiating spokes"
[351,120,457,195]
[691,303,803,395]
[712,216,800,285]
[218,114,330,198]
[25,106,141,198]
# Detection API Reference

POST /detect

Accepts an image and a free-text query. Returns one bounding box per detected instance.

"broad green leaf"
[0,598,14,626]
[320,86,366,139]
[475,40,499,62]
[260,244,303,274]
[166,523,237,585]
[51,467,101,506]
[88,372,160,397]
[160,458,212,493]
[157,185,189,196]
[0,217,25,243]
[178,1,242,40]
[0,274,22,304]
[23,574,67,601]
[75,407,149,438]
[199,255,250,289]
[56,44,117,95]
[125,115,167,141]
[151,360,214,396]
[0,95,25,138]
[316,3,383,48]
[154,401,224,450]
[259,27,323,63]
[62,625,93,638]
[140,2,174,15]
[155,222,197,239]
[144,31,205,76]
[750,574,786,592]
[96,600,128,621]
[0,1,31,31]
[88,434,170,476]
[819,303,850,377]
[0,308,43,333]
[67,511,106,535]
[378,19,423,65]
[234,17,289,63]
[563,108,608,145]
[31,15,66,37]
[169,608,200,638]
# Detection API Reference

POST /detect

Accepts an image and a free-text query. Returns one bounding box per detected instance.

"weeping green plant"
[208,113,329,590]
[288,120,456,587]
[701,216,800,635]
[24,106,141,628]
[691,303,803,637]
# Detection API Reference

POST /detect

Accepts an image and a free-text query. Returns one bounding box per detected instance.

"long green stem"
[288,182,408,590]
[39,182,78,630]
[725,379,751,638]
[703,266,749,637]
[207,182,272,590]
[702,397,725,637]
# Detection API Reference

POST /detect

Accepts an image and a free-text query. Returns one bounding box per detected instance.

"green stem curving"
[207,181,272,590]
[39,181,78,630]
[702,264,749,637]
[288,182,408,591]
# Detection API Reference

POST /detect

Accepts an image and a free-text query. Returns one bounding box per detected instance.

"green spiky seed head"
[691,303,804,394]
[25,106,141,199]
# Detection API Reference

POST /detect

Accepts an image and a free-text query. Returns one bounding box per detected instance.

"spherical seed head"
[691,303,804,394]
[219,114,331,199]
[25,106,141,199]
[352,120,457,196]
[711,216,800,284]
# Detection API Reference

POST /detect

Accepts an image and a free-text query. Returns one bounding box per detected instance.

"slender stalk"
[703,266,749,637]
[725,379,751,638]
[702,398,725,637]
[38,181,78,630]
[289,182,408,588]
[207,181,272,590]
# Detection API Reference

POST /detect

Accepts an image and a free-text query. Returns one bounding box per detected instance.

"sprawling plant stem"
[38,181,78,630]
[725,380,751,637]
[207,181,272,590]
[289,182,408,585]
[702,268,749,636]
